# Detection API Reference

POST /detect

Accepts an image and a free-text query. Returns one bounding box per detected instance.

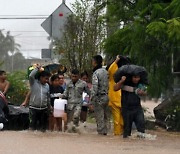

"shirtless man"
[0,70,10,95]
[0,70,9,127]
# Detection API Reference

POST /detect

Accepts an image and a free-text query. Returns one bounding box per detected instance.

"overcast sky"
[0,0,76,58]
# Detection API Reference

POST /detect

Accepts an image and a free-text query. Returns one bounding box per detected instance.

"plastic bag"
[114,64,148,84]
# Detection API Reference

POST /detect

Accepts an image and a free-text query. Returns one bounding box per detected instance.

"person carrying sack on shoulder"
[114,74,147,138]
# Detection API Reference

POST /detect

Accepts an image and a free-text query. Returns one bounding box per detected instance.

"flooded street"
[0,0,179,153]
[0,126,180,154]
[1,100,180,154]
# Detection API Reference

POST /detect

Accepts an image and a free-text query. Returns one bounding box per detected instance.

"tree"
[7,52,27,72]
[0,30,21,72]
[7,71,29,105]
[104,0,180,97]
[54,0,106,73]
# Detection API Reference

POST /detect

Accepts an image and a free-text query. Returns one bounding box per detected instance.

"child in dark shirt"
[114,75,147,138]
[49,74,67,131]
[50,75,64,107]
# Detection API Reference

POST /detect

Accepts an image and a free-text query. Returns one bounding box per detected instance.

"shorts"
[64,104,67,113]
[81,106,88,112]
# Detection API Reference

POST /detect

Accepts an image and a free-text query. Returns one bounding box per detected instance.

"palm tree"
[0,30,20,71]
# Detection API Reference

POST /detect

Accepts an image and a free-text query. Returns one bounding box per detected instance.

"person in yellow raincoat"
[108,55,123,135]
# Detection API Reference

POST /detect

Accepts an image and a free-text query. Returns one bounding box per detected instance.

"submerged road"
[0,126,180,154]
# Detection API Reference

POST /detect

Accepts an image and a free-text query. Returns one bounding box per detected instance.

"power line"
[15,36,48,38]
[0,17,47,19]
[0,15,49,16]
[0,15,48,19]
[4,31,46,33]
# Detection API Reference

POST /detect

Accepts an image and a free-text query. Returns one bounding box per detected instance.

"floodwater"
[0,100,180,154]
[0,128,180,154]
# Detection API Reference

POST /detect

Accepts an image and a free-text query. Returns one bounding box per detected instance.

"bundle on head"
[44,64,67,74]
[106,55,131,71]
[114,64,148,85]
[117,55,131,68]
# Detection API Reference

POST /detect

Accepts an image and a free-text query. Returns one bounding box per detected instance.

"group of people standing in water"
[0,54,147,138]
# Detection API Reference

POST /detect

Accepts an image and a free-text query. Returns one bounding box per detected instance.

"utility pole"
[11,51,14,72]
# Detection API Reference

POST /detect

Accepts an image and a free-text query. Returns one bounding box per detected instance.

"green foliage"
[54,0,106,72]
[146,21,167,37]
[7,71,29,105]
[147,17,180,44]
[165,0,180,17]
[0,61,3,67]
[104,26,132,55]
[167,18,180,43]
[105,0,180,97]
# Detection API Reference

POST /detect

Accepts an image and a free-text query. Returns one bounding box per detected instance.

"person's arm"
[47,88,52,111]
[3,81,10,95]
[114,76,126,91]
[61,84,69,99]
[29,64,43,86]
[108,55,120,75]
[84,82,90,96]
[29,68,38,86]
[21,91,31,106]
[90,73,99,100]
[89,73,99,111]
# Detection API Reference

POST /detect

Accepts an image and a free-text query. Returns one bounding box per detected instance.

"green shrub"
[7,71,29,105]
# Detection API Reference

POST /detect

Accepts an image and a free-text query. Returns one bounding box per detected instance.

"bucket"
[53,99,67,117]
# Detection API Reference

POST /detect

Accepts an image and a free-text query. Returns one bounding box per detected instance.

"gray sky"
[0,0,76,58]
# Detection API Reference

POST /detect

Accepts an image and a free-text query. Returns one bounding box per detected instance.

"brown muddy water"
[0,100,180,154]
[0,126,180,154]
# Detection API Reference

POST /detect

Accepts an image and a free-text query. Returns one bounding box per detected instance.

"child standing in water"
[49,74,67,131]
[80,72,91,126]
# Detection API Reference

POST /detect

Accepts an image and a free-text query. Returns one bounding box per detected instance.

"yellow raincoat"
[108,62,123,135]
